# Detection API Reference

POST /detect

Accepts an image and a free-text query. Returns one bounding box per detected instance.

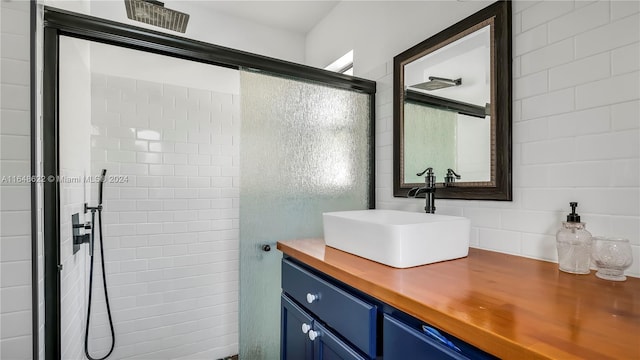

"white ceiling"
[191,1,340,34]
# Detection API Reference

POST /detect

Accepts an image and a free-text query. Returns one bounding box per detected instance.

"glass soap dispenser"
[556,202,593,274]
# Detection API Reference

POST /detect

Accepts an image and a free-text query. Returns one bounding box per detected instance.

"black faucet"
[407,167,436,214]
[444,168,461,187]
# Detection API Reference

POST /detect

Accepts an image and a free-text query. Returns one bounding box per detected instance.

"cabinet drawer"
[383,315,470,360]
[282,259,377,358]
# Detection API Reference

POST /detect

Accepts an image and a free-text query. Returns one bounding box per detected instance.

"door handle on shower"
[261,242,279,253]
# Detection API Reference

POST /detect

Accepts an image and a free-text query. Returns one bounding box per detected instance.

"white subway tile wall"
[372,0,640,277]
[59,170,89,360]
[58,34,94,359]
[0,1,33,358]
[87,74,239,359]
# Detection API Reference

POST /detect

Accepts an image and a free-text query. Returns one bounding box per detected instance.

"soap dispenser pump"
[556,202,593,274]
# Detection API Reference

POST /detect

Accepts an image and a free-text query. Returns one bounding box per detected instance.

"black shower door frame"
[41,8,376,360]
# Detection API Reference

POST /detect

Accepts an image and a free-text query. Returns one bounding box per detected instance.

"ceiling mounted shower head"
[410,76,462,91]
[124,0,190,33]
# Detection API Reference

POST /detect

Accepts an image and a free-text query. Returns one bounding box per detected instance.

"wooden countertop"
[277,238,640,360]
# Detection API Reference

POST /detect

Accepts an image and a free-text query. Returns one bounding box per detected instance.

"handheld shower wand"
[98,168,106,207]
[84,169,115,360]
[85,169,106,256]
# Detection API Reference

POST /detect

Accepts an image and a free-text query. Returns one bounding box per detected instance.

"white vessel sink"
[323,209,470,268]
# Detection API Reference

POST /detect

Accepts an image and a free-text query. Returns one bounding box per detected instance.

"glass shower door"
[239,70,372,359]
[58,36,243,360]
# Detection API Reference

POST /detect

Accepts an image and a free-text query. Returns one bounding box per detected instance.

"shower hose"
[85,207,116,360]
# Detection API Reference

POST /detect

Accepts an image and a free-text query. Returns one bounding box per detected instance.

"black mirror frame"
[393,0,512,201]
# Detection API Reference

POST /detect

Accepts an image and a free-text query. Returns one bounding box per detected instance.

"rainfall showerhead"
[124,0,190,33]
[410,76,462,91]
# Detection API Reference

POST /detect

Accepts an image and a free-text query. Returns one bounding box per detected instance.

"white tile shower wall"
[0,1,33,358]
[88,74,239,359]
[59,35,93,360]
[371,0,640,277]
[58,167,89,360]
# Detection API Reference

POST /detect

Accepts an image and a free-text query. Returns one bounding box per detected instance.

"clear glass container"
[556,222,593,274]
[591,237,633,281]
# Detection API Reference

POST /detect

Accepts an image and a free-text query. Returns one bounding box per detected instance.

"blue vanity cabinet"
[281,257,496,360]
[281,259,376,359]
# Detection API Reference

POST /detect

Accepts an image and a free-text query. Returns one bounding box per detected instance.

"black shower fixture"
[124,0,190,33]
[74,169,116,360]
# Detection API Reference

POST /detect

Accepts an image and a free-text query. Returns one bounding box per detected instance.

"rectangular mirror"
[393,1,512,200]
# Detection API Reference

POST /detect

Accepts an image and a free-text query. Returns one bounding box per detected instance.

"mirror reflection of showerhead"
[98,169,107,206]
[409,76,462,91]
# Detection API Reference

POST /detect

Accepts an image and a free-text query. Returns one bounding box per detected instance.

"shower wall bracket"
[72,213,91,254]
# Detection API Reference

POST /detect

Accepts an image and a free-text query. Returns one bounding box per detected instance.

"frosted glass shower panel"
[239,70,372,359]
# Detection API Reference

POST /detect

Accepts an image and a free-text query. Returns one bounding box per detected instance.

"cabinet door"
[383,315,469,360]
[282,259,377,358]
[313,323,367,360]
[281,295,314,360]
